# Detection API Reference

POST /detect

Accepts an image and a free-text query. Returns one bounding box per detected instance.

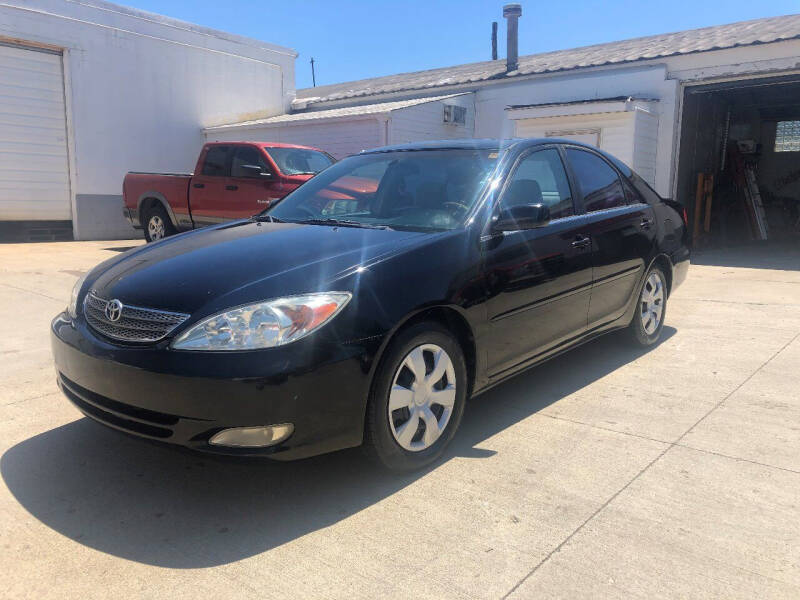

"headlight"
[67,272,89,319]
[171,292,352,351]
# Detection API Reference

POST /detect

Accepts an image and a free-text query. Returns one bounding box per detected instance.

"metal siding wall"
[208,119,382,159]
[632,110,659,187]
[0,44,70,220]
[390,97,475,144]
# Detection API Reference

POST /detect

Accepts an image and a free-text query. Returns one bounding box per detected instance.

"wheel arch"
[137,192,179,229]
[648,253,674,296]
[367,304,478,404]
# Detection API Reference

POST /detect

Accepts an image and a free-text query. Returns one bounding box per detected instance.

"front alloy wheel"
[388,344,457,452]
[364,323,467,471]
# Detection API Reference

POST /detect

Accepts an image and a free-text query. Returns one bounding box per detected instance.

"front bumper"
[51,314,374,459]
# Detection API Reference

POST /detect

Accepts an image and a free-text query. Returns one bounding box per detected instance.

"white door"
[0,44,71,220]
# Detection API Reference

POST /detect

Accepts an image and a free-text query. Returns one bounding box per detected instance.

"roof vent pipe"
[503,3,522,72]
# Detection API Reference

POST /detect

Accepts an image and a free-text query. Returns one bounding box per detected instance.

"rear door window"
[566,148,626,212]
[201,146,230,177]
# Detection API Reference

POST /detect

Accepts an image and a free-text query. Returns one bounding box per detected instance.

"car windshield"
[264,147,334,175]
[265,149,500,231]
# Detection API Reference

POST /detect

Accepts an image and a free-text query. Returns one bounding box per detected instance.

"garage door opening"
[675,75,800,250]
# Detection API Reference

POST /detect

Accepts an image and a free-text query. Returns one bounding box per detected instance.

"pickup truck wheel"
[143,205,176,242]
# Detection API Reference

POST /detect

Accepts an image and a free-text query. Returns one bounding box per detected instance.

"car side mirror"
[240,164,272,178]
[492,203,550,231]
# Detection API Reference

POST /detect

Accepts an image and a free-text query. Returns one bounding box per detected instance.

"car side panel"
[584,204,657,328]
[482,217,593,376]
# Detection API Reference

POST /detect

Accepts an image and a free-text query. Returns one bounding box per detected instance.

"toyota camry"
[51,139,689,471]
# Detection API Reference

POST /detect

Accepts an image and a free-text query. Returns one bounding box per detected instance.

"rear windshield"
[264,147,334,175]
[266,149,500,231]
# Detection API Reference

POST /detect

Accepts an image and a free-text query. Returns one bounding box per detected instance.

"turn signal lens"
[67,271,89,319]
[171,292,351,351]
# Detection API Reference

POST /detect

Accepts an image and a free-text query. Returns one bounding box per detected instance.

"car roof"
[360,137,602,154]
[204,141,328,152]
[362,138,522,154]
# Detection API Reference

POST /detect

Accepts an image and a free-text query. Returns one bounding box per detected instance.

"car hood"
[89,220,428,316]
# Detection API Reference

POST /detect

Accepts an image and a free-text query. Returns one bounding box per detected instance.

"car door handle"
[640,217,654,229]
[226,185,238,191]
[571,235,591,249]
[193,183,204,189]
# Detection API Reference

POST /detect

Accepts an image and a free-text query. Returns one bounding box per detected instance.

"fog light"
[209,424,294,448]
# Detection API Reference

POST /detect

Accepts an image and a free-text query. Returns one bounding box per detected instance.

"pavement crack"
[538,413,671,446]
[676,330,800,443]
[0,282,63,303]
[674,443,800,475]
[502,330,800,599]
[501,444,673,599]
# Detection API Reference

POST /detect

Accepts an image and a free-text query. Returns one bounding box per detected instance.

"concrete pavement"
[1,240,799,599]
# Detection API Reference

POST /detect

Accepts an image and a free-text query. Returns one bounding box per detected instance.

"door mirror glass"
[493,203,550,231]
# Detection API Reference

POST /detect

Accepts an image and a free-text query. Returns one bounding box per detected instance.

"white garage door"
[0,44,71,220]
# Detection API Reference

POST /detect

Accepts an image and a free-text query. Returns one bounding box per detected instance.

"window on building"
[774,121,800,152]
[566,148,626,212]
[501,148,574,219]
[443,104,467,126]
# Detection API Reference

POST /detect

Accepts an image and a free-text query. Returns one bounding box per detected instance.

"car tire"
[629,263,668,346]
[142,204,176,242]
[363,322,467,471]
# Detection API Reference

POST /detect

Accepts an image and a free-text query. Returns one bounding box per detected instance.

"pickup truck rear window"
[202,146,230,176]
[264,147,334,176]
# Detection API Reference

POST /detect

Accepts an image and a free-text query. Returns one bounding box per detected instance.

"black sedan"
[51,139,689,471]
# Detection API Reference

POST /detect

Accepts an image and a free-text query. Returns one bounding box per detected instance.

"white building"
[208,12,800,247]
[0,0,295,240]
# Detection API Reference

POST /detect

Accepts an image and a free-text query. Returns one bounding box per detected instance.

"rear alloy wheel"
[364,323,467,471]
[143,204,176,243]
[630,265,667,346]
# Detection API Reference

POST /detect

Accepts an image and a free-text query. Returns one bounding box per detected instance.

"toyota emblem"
[104,299,123,322]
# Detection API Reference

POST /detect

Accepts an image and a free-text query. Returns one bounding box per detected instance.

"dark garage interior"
[675,75,800,250]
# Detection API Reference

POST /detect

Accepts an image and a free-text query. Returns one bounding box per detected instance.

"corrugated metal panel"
[0,44,71,220]
[206,94,467,131]
[295,14,800,107]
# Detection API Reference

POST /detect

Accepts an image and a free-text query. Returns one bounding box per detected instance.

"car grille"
[83,291,190,343]
[59,373,177,439]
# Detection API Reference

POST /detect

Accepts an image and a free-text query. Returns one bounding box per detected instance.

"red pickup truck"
[123,142,336,241]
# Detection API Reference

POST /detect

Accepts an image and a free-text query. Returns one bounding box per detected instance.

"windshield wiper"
[296,218,391,230]
[251,214,286,223]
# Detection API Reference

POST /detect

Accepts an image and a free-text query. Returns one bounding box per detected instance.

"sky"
[124,0,800,90]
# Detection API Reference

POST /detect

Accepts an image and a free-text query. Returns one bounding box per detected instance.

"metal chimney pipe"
[503,3,522,72]
[492,21,498,60]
